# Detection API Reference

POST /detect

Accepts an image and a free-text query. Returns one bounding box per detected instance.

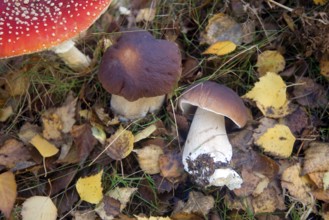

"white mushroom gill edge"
[51,40,91,71]
[182,107,243,190]
[110,94,165,120]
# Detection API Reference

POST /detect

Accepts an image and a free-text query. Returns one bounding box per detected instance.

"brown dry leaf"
[234,168,262,197]
[255,124,295,158]
[134,124,157,143]
[159,153,185,181]
[0,139,31,168]
[252,173,270,196]
[76,170,103,204]
[256,50,286,76]
[173,191,214,216]
[71,124,98,160]
[243,72,292,118]
[281,163,314,205]
[203,41,237,56]
[171,213,203,220]
[303,142,329,175]
[279,107,310,135]
[293,77,328,108]
[134,145,163,174]
[0,171,17,219]
[136,216,171,220]
[3,70,30,96]
[29,134,59,158]
[42,94,77,140]
[320,52,329,78]
[21,196,57,220]
[0,105,13,122]
[308,171,326,189]
[94,107,120,126]
[312,189,329,202]
[282,12,295,31]
[252,187,285,214]
[105,126,134,160]
[103,196,121,217]
[200,13,242,45]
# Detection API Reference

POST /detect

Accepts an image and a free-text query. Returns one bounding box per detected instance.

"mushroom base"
[51,40,91,71]
[183,107,243,190]
[110,94,165,120]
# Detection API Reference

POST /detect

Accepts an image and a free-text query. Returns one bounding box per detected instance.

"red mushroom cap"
[0,0,111,58]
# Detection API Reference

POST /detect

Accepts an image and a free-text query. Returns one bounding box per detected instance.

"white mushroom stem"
[110,94,165,120]
[183,107,243,190]
[51,40,91,71]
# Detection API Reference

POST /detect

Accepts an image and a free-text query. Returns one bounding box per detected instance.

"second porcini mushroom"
[98,30,181,119]
[178,81,248,190]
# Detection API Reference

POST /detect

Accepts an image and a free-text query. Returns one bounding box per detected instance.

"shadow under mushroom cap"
[98,30,182,102]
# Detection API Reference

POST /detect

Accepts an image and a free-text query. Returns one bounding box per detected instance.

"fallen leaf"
[21,196,57,220]
[173,191,214,216]
[159,153,185,181]
[281,163,314,205]
[76,169,103,204]
[0,105,13,122]
[29,134,59,157]
[293,77,328,108]
[252,187,285,214]
[0,171,17,218]
[256,50,285,76]
[255,124,295,158]
[200,13,242,45]
[91,125,107,145]
[136,8,156,22]
[233,168,262,197]
[3,70,30,96]
[103,196,121,217]
[134,145,164,174]
[0,139,31,168]
[107,187,137,211]
[313,0,328,5]
[203,41,237,56]
[308,171,326,189]
[136,216,171,220]
[71,124,98,160]
[323,172,329,190]
[311,189,329,202]
[303,142,329,175]
[42,94,77,140]
[252,173,269,196]
[71,209,97,220]
[134,124,157,143]
[171,213,203,220]
[243,72,292,118]
[320,52,329,78]
[279,107,310,135]
[105,126,134,160]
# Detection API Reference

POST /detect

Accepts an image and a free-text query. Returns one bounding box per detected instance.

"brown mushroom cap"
[98,30,182,101]
[178,81,248,128]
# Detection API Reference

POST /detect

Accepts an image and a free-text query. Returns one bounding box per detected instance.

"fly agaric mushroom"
[0,0,111,71]
[178,81,248,190]
[98,30,181,119]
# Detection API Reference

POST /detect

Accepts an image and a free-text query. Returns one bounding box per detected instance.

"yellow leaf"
[76,170,103,204]
[203,41,236,56]
[0,172,17,219]
[323,172,329,190]
[29,134,59,157]
[21,196,57,220]
[255,124,295,158]
[134,124,157,143]
[0,105,13,122]
[243,72,291,118]
[256,50,285,76]
[313,0,328,5]
[105,126,134,160]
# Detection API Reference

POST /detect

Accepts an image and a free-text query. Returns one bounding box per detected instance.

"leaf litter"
[0,0,328,219]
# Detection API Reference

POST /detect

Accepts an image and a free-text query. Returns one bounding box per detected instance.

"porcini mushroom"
[178,81,248,190]
[0,0,112,71]
[98,30,181,119]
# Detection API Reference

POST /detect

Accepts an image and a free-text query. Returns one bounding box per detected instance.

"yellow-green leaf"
[255,124,295,158]
[203,41,236,56]
[76,170,103,204]
[29,134,59,157]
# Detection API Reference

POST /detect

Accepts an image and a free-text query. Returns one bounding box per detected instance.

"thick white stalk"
[51,40,91,71]
[111,94,165,120]
[183,107,243,189]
